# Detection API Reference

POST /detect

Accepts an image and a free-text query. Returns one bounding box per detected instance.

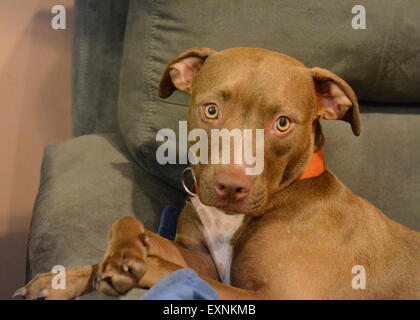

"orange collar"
[297,148,326,180]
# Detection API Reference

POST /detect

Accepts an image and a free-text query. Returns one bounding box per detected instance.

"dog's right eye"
[204,104,219,119]
[275,116,291,132]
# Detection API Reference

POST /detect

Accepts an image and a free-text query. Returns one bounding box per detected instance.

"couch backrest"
[72,0,129,136]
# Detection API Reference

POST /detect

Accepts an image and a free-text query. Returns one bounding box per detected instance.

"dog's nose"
[214,169,251,201]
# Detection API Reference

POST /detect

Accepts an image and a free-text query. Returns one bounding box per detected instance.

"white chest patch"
[191,197,245,285]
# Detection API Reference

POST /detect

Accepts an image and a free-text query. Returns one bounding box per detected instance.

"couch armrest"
[27,133,185,299]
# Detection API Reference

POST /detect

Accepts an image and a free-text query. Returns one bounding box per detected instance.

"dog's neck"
[297,148,325,180]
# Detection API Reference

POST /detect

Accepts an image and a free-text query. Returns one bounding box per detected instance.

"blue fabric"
[144,207,218,300]
[140,268,218,300]
[156,206,180,241]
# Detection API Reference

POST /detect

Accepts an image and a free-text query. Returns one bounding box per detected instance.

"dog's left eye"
[204,104,219,119]
[275,117,291,132]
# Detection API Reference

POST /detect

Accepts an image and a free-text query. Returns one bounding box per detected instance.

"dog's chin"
[198,194,265,216]
[198,195,240,213]
[214,205,244,215]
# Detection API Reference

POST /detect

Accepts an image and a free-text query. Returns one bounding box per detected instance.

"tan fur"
[17,47,420,300]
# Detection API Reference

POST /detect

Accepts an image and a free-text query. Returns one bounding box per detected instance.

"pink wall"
[0,0,74,299]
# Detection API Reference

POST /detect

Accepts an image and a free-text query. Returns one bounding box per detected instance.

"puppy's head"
[159,47,360,215]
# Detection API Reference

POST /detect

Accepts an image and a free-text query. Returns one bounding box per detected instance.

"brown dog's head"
[159,47,360,215]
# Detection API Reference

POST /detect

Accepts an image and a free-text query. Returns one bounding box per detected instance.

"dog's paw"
[95,217,149,296]
[12,269,88,300]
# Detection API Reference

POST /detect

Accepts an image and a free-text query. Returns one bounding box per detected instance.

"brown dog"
[15,47,420,299]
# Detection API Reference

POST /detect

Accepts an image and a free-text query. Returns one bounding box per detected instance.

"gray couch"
[27,0,420,299]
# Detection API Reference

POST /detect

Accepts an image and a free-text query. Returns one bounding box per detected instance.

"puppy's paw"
[13,267,92,300]
[12,273,51,300]
[95,217,149,296]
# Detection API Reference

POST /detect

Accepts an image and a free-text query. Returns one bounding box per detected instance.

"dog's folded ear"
[158,47,214,98]
[310,67,361,136]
